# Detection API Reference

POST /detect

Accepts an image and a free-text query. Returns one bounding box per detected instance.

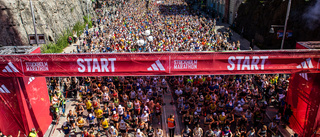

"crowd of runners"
[70,0,238,54]
[45,0,293,137]
[47,73,291,137]
[0,0,296,136]
[49,76,166,137]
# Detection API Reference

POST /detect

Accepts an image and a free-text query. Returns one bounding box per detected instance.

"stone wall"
[0,0,95,46]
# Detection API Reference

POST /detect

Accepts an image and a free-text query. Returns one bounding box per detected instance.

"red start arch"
[0,50,319,77]
[0,49,319,136]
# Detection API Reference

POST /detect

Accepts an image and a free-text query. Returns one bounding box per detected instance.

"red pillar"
[287,73,320,136]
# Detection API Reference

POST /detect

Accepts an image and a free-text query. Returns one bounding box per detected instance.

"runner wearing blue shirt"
[87,113,96,130]
[61,122,72,137]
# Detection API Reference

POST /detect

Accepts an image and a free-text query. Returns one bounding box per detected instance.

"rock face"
[0,0,95,46]
[234,0,320,49]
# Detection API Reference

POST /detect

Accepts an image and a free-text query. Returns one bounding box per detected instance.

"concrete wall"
[206,0,229,22]
[228,0,243,24]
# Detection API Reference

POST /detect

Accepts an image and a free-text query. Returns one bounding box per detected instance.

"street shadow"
[158,4,193,16]
[157,3,215,20]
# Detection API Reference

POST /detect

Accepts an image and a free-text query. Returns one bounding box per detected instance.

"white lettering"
[108,58,116,72]
[101,58,109,72]
[92,59,101,72]
[242,56,250,70]
[173,60,197,69]
[77,59,85,72]
[251,56,260,70]
[77,58,116,72]
[84,59,93,72]
[227,56,235,70]
[260,56,268,70]
[25,62,49,71]
[227,56,269,71]
[236,56,244,70]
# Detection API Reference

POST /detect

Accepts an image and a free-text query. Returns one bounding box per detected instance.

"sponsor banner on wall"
[0,50,319,77]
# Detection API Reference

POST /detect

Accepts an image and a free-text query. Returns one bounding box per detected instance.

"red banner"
[0,77,28,136]
[19,76,51,137]
[0,50,319,77]
[287,73,320,136]
[0,77,51,137]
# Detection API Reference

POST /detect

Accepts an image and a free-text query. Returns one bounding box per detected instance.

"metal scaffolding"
[0,46,39,54]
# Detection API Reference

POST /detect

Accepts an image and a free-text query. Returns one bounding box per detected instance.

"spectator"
[167,114,175,137]
[28,128,38,137]
[68,36,73,45]
[284,104,293,124]
[250,39,255,50]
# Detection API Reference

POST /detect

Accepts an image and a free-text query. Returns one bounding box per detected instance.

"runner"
[94,106,104,131]
[87,113,96,130]
[181,126,192,137]
[101,117,109,135]
[61,122,71,137]
[39,0,293,135]
[193,124,203,137]
[119,118,129,137]
[67,110,77,131]
[76,116,86,133]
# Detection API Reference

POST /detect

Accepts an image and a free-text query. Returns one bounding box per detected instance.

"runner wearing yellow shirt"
[76,116,86,131]
[85,99,93,113]
[101,117,109,135]
[94,106,104,131]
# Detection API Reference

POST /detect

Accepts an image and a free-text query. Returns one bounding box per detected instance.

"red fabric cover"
[0,77,28,136]
[0,48,51,137]
[0,77,51,137]
[30,47,41,54]
[287,73,320,136]
[19,77,51,137]
[296,42,309,49]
